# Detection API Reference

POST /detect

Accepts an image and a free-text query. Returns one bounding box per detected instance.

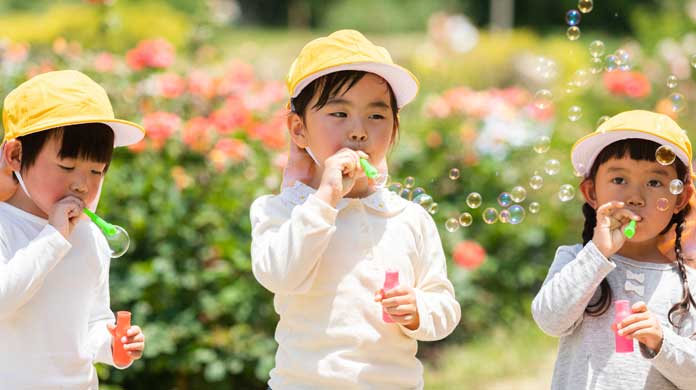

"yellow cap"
[286,29,419,109]
[571,110,694,178]
[2,70,144,147]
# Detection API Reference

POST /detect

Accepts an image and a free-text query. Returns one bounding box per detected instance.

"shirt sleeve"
[531,241,616,337]
[250,194,338,294]
[641,327,696,389]
[0,225,72,319]
[399,207,461,341]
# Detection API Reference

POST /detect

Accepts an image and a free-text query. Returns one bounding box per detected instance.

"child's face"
[583,156,690,242]
[18,135,106,218]
[293,73,396,166]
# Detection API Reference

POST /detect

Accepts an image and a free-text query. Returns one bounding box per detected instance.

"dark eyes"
[329,112,386,119]
[611,177,663,187]
[611,177,625,184]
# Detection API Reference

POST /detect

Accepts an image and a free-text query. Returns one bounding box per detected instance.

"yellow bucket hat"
[2,70,144,147]
[286,29,419,109]
[571,110,695,179]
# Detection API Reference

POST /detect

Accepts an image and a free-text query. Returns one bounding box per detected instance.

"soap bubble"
[411,187,426,199]
[566,26,581,41]
[573,69,591,87]
[605,54,619,72]
[670,179,684,195]
[482,208,499,224]
[558,184,576,202]
[400,188,412,200]
[669,93,686,113]
[508,205,526,224]
[534,135,551,153]
[589,40,605,58]
[667,75,678,89]
[388,182,403,194]
[466,192,482,208]
[655,145,676,165]
[499,209,511,224]
[459,212,473,227]
[691,54,696,68]
[566,9,581,26]
[529,175,544,190]
[590,57,603,74]
[578,0,593,13]
[529,202,541,214]
[657,198,670,211]
[404,176,416,189]
[413,193,434,209]
[498,192,513,207]
[445,218,460,232]
[596,115,610,126]
[615,49,630,66]
[568,105,583,122]
[535,57,558,80]
[449,168,460,180]
[106,225,130,258]
[574,163,587,177]
[428,202,439,214]
[545,159,561,176]
[534,90,553,110]
[511,186,527,203]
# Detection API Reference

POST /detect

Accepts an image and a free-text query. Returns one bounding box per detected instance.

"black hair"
[290,70,400,140]
[17,123,114,173]
[582,138,695,328]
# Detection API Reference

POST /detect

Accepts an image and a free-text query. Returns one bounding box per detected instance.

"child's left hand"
[615,301,663,352]
[107,323,145,360]
[374,285,420,330]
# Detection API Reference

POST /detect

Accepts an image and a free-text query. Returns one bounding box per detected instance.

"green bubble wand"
[83,208,130,258]
[623,220,637,239]
[360,158,387,187]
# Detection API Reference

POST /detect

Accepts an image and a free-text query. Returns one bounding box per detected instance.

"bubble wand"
[83,208,130,258]
[360,158,387,187]
[623,220,636,239]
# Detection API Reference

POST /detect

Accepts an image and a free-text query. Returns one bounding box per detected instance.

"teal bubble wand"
[623,220,636,239]
[83,208,130,258]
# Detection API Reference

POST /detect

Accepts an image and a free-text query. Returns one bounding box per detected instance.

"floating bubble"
[574,162,587,177]
[615,49,630,65]
[578,0,593,13]
[656,145,677,165]
[590,57,603,74]
[400,188,412,200]
[545,159,561,175]
[568,105,583,122]
[511,186,527,203]
[508,205,526,224]
[499,209,511,224]
[669,93,686,113]
[106,225,130,258]
[466,192,482,208]
[667,75,679,89]
[534,135,551,153]
[566,26,581,41]
[411,187,426,199]
[589,40,605,58]
[445,218,460,232]
[529,175,544,190]
[566,9,581,26]
[428,202,439,214]
[573,69,591,87]
[558,184,576,202]
[535,57,558,80]
[605,54,619,72]
[534,90,553,110]
[564,82,576,95]
[449,168,460,180]
[529,201,541,214]
[413,193,434,209]
[459,212,473,227]
[498,192,513,207]
[691,54,696,69]
[657,197,670,211]
[619,63,632,72]
[388,182,403,194]
[670,179,684,195]
[404,176,416,189]
[374,173,389,188]
[596,115,610,127]
[482,208,499,224]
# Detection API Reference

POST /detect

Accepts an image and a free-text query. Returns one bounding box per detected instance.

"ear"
[287,112,308,149]
[580,179,598,208]
[3,140,22,172]
[675,182,694,214]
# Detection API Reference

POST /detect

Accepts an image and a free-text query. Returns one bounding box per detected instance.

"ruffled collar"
[281,181,410,215]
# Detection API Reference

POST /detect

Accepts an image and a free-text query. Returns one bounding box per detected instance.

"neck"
[617,237,672,263]
[6,184,47,219]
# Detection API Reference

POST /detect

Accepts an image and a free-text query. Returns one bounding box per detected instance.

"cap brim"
[572,129,692,177]
[291,62,419,108]
[101,120,146,147]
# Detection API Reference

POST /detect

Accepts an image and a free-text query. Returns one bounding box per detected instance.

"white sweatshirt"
[0,202,119,389]
[251,182,461,390]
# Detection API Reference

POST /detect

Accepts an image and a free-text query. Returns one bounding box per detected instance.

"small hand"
[374,285,420,330]
[107,323,145,360]
[593,201,641,258]
[616,301,663,352]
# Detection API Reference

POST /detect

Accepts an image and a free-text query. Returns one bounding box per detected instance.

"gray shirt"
[532,241,696,390]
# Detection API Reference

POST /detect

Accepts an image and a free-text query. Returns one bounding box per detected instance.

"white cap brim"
[291,62,419,109]
[100,120,146,147]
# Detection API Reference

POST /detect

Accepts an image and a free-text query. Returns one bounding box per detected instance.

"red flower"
[143,111,181,149]
[217,60,255,96]
[210,97,252,135]
[126,38,175,71]
[603,71,651,98]
[188,70,216,99]
[249,110,287,150]
[452,240,486,270]
[208,138,249,171]
[94,52,115,73]
[182,117,213,152]
[158,73,186,98]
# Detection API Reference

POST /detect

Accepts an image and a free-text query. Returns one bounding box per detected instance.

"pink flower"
[603,71,651,98]
[126,38,175,71]
[5,42,29,64]
[208,138,249,170]
[188,70,216,99]
[143,111,181,149]
[158,73,186,98]
[94,52,115,73]
[244,81,287,111]
[452,240,486,270]
[425,96,451,118]
[210,97,252,135]
[217,60,255,96]
[249,110,287,150]
[182,117,213,152]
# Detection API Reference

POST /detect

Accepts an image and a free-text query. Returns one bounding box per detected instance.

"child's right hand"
[49,195,85,239]
[315,148,368,207]
[593,201,642,257]
[0,142,18,202]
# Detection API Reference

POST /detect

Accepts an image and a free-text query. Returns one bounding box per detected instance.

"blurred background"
[1,0,694,389]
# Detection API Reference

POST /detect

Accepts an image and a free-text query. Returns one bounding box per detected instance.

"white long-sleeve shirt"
[251,182,461,390]
[0,202,119,389]
[532,241,696,390]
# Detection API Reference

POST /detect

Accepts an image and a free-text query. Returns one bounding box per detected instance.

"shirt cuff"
[398,288,432,340]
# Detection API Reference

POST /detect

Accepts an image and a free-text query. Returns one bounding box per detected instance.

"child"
[532,110,696,389]
[0,70,146,388]
[250,30,461,389]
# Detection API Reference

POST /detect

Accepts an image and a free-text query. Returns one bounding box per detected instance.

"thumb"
[632,301,647,313]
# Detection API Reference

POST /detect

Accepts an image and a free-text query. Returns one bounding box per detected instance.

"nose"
[70,174,88,195]
[625,192,645,207]
[348,121,368,142]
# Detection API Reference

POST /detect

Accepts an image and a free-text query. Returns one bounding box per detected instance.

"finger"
[374,290,383,302]
[128,351,143,358]
[619,312,650,328]
[385,304,417,316]
[356,150,369,160]
[381,286,411,299]
[389,313,415,324]
[612,208,641,223]
[619,321,653,337]
[127,326,142,336]
[596,201,625,217]
[632,301,648,313]
[124,342,145,351]
[381,295,414,308]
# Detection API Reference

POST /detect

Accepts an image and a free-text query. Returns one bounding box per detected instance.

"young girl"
[532,110,696,389]
[250,30,461,389]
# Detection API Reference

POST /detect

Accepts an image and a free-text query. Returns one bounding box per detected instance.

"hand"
[593,201,641,258]
[107,323,145,360]
[616,301,663,352]
[48,195,85,239]
[316,148,368,207]
[374,285,420,330]
[0,142,18,202]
